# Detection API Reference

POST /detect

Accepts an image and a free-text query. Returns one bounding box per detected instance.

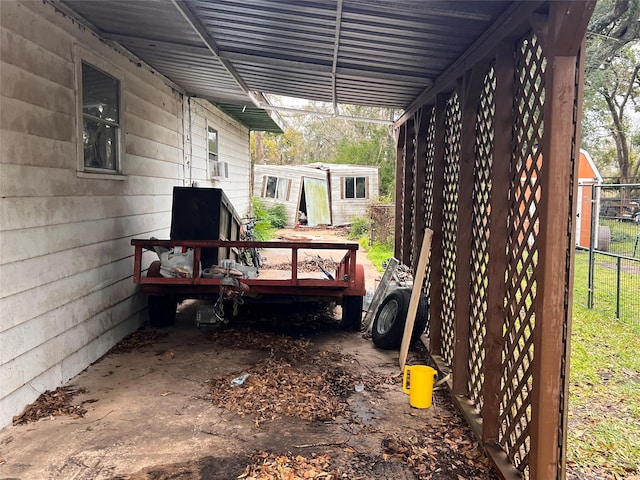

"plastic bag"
[159,248,198,278]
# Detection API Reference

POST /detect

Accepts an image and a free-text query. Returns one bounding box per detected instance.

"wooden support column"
[402,118,416,267]
[413,107,429,271]
[452,67,489,396]
[428,94,448,354]
[560,38,586,480]
[483,42,514,445]
[530,3,593,478]
[394,123,406,261]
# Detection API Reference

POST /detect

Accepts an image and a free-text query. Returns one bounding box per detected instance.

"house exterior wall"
[187,99,252,216]
[253,164,379,227]
[0,1,253,428]
[326,165,379,225]
[254,164,325,226]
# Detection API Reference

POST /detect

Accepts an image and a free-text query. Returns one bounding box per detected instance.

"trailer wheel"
[340,295,363,331]
[148,295,178,328]
[372,289,428,350]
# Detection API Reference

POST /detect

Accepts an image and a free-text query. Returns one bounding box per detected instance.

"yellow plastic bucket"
[402,365,437,409]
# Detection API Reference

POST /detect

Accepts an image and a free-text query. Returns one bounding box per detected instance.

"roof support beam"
[397,1,544,126]
[171,0,262,107]
[331,0,344,112]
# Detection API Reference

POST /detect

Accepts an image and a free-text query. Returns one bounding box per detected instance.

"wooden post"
[560,38,586,480]
[413,107,429,272]
[402,118,416,266]
[452,66,489,396]
[482,41,514,445]
[428,94,449,354]
[530,3,593,477]
[394,123,406,261]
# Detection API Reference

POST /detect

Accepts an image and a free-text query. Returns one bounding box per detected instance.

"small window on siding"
[82,62,120,171]
[344,176,367,199]
[264,176,290,200]
[208,126,218,162]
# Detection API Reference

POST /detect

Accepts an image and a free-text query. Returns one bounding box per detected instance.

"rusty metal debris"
[12,386,93,425]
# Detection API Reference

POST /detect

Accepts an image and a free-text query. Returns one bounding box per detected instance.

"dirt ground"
[0,228,498,480]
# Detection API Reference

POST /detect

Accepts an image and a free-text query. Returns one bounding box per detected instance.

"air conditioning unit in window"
[209,160,229,180]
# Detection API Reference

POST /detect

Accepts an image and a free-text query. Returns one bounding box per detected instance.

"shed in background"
[576,149,603,249]
[253,163,379,227]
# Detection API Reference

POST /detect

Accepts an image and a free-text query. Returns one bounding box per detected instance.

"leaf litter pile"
[382,393,499,480]
[12,386,93,425]
[107,329,168,355]
[239,452,340,480]
[208,327,399,427]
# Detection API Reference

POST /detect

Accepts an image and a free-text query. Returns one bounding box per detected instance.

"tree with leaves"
[583,0,640,183]
[252,105,397,197]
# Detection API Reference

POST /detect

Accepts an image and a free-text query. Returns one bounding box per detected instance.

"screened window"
[344,176,367,199]
[264,176,290,200]
[208,126,218,162]
[82,62,120,171]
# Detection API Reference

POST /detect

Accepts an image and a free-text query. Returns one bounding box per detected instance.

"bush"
[249,198,289,240]
[348,216,371,239]
[250,197,275,241]
[267,203,288,229]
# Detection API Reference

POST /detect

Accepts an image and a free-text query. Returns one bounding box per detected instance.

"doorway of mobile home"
[299,177,331,226]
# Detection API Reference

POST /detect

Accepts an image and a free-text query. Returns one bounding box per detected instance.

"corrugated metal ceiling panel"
[63,0,516,117]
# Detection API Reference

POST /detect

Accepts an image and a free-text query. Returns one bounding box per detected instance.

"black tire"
[340,295,364,331]
[372,289,428,350]
[148,295,178,328]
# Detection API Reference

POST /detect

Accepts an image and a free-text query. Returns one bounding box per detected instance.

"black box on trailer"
[169,187,242,268]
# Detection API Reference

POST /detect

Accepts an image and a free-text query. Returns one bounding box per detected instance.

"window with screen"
[344,176,367,199]
[264,176,290,200]
[82,62,120,171]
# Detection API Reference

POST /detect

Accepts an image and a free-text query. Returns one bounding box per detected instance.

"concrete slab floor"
[1,308,497,479]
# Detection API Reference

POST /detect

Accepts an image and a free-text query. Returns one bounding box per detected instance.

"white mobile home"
[254,163,379,227]
[0,0,281,428]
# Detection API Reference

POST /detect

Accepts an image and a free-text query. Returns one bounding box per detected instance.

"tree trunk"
[254,131,265,164]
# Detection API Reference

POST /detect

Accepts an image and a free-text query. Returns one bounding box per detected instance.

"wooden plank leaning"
[399,228,434,370]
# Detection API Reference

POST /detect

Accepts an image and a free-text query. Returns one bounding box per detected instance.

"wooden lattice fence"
[394,3,594,478]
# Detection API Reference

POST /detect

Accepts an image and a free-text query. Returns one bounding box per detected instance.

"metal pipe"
[616,256,621,319]
[255,103,394,124]
[588,185,596,309]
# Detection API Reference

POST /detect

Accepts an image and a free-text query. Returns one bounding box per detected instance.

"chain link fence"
[575,183,640,323]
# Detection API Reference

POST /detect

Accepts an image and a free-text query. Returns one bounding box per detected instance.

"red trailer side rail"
[131,238,366,329]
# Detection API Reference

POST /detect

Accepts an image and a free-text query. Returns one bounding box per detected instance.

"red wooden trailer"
[131,238,366,330]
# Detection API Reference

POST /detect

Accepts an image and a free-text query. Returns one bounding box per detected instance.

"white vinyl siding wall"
[187,99,252,216]
[0,1,184,427]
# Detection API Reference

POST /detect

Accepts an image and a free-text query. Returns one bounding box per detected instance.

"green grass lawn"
[568,304,640,475]
[573,249,639,323]
[599,218,640,258]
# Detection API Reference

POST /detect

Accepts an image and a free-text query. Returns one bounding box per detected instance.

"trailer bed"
[131,238,366,330]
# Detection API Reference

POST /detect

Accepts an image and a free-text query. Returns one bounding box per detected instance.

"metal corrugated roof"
[61,0,534,124]
[214,103,283,133]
